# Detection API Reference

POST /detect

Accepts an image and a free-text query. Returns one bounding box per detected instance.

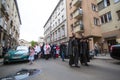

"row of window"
[94,10,120,25]
[51,15,65,31]
[98,0,120,11]
[51,25,65,42]
[70,11,119,30]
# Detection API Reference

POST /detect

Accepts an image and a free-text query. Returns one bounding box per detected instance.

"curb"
[94,57,112,60]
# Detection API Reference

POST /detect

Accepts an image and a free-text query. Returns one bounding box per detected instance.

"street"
[0,58,120,80]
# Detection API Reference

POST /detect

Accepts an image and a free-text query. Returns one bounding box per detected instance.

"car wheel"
[3,59,8,65]
[3,61,8,65]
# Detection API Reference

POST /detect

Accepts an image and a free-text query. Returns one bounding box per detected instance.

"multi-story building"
[44,0,67,45]
[19,39,31,47]
[0,0,21,47]
[38,36,44,46]
[97,0,120,51]
[66,0,102,50]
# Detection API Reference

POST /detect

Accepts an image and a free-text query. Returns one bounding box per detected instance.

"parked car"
[3,46,29,64]
[110,44,120,60]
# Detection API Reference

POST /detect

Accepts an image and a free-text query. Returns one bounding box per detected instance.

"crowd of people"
[28,33,91,67]
[0,33,103,67]
[67,33,90,68]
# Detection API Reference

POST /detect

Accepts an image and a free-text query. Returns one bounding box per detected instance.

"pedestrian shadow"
[112,61,120,65]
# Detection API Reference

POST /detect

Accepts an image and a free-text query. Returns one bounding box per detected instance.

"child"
[28,47,35,64]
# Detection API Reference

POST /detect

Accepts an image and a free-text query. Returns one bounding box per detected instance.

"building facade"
[97,0,120,51]
[38,36,44,46]
[66,0,102,50]
[0,0,21,48]
[19,39,31,47]
[43,0,120,51]
[44,0,67,45]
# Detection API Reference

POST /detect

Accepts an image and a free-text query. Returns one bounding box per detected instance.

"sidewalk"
[94,53,112,60]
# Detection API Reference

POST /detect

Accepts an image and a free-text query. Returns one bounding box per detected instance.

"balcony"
[0,18,4,27]
[1,0,9,18]
[3,21,7,30]
[1,0,7,10]
[72,0,82,7]
[74,23,84,33]
[73,8,83,19]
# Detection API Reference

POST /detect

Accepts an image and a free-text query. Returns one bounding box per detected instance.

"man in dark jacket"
[80,37,90,66]
[68,33,80,68]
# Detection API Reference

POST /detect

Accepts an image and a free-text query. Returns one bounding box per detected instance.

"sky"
[17,0,59,42]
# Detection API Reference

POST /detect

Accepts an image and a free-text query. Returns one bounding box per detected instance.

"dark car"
[3,46,29,64]
[110,44,120,60]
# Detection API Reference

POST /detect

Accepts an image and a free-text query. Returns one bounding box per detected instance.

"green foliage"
[30,41,37,47]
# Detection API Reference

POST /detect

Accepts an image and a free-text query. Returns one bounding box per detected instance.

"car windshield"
[16,46,28,51]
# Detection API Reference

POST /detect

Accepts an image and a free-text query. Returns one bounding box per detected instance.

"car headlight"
[23,53,29,56]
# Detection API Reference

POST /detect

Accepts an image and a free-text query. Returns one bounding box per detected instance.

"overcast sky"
[17,0,59,42]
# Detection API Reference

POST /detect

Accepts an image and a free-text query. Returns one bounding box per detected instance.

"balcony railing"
[73,8,83,19]
[74,23,84,33]
[72,0,82,7]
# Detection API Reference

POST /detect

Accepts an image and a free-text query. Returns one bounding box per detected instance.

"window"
[71,24,74,31]
[61,26,65,37]
[101,16,104,24]
[98,0,110,11]
[61,8,64,12]
[116,10,120,20]
[62,15,64,21]
[98,1,104,11]
[53,32,54,41]
[94,17,100,26]
[58,7,60,11]
[55,30,57,40]
[58,12,60,16]
[104,0,110,7]
[107,12,112,21]
[70,13,73,19]
[104,14,108,23]
[58,28,60,38]
[69,2,72,8]
[114,0,120,3]
[58,19,60,24]
[92,4,97,11]
[100,12,112,24]
[61,1,64,5]
[55,22,57,26]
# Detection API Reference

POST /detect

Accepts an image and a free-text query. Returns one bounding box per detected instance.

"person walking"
[52,44,56,59]
[94,42,99,56]
[28,47,35,65]
[68,33,80,68]
[44,43,51,60]
[34,44,41,59]
[56,44,60,58]
[60,42,66,61]
[79,37,90,66]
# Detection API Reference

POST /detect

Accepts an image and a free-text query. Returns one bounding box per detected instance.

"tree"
[30,41,37,47]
